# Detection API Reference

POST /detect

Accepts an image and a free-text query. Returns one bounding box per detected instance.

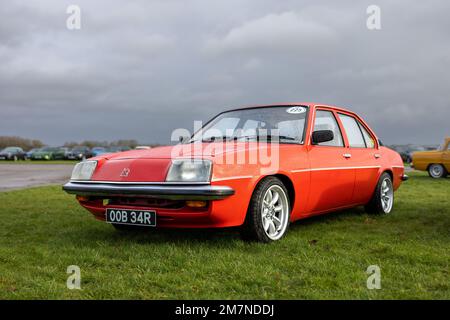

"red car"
[63,103,407,242]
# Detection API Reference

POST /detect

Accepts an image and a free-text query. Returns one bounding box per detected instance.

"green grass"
[0,160,77,165]
[0,171,448,299]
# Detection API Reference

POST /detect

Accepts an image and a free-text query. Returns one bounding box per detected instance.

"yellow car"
[412,137,450,178]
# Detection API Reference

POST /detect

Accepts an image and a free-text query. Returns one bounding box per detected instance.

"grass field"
[0,171,448,299]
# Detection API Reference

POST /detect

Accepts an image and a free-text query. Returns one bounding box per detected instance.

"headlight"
[166,159,212,182]
[71,160,97,180]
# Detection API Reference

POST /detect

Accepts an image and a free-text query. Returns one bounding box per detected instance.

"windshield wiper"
[199,135,298,143]
[235,135,297,142]
[200,136,233,143]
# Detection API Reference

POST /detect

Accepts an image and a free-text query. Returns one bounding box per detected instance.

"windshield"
[1,147,18,152]
[190,106,308,144]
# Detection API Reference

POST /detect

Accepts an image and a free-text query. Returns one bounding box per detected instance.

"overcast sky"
[0,0,449,146]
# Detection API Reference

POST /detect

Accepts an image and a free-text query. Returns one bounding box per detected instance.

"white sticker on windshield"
[286,106,306,114]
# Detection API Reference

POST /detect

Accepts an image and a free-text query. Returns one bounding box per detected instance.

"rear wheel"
[241,177,290,242]
[428,164,447,179]
[365,172,394,215]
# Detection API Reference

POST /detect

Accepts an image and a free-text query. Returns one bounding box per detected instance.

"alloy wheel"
[261,185,289,240]
[380,177,394,213]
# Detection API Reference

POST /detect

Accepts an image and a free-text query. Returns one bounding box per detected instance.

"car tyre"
[365,172,394,215]
[428,164,447,179]
[241,176,291,242]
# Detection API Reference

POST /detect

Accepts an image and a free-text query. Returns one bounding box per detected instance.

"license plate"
[106,208,156,227]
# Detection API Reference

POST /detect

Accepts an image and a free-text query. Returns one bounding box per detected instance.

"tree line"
[0,136,44,151]
[62,140,140,149]
[0,136,160,151]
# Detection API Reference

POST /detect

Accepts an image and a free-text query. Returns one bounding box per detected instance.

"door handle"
[374,153,381,159]
[343,153,352,159]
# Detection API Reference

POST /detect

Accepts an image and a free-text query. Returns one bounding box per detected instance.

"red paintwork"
[77,103,405,228]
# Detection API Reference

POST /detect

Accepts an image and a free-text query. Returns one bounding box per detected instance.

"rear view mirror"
[312,130,334,145]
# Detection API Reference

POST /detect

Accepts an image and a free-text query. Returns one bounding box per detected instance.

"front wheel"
[241,177,291,242]
[365,172,394,215]
[428,164,447,179]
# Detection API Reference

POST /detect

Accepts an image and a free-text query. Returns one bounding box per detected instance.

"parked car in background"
[59,147,71,159]
[91,147,108,157]
[412,137,450,178]
[390,145,424,163]
[63,103,407,242]
[67,146,92,160]
[26,148,42,159]
[0,147,26,161]
[31,147,66,160]
[402,145,426,163]
[135,146,151,150]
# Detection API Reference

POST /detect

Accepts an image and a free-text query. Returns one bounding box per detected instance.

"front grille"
[109,197,184,209]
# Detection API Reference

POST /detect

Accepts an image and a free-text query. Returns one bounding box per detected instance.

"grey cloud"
[0,0,449,146]
[203,11,338,55]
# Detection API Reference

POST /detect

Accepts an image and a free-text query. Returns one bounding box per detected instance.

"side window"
[313,110,344,147]
[338,114,366,148]
[358,122,375,148]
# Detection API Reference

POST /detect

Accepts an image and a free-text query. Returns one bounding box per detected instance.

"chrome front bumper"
[62,181,235,200]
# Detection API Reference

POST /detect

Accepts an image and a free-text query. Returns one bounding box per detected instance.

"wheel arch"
[252,173,295,209]
[383,169,393,180]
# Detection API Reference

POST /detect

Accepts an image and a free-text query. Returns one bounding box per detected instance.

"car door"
[306,109,355,213]
[337,113,380,204]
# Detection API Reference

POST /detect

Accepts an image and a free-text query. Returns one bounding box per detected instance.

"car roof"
[225,102,352,114]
